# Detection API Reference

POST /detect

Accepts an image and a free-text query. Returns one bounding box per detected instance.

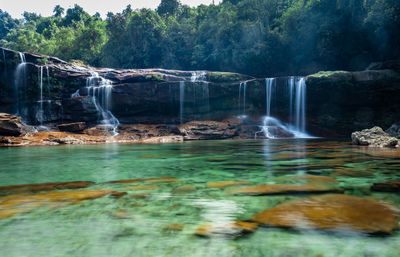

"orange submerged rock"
[227,184,343,195]
[206,180,250,188]
[273,175,339,186]
[0,181,94,195]
[251,194,400,234]
[0,190,113,219]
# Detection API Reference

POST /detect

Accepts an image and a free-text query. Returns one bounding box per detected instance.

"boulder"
[58,122,86,133]
[250,194,400,234]
[371,181,400,192]
[0,113,30,136]
[386,123,400,138]
[226,184,343,196]
[351,126,398,147]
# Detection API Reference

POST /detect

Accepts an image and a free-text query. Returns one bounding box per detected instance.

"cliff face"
[1,47,399,138]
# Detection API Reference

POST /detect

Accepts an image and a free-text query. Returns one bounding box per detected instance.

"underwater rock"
[331,168,374,178]
[111,210,132,219]
[0,190,112,219]
[195,221,258,238]
[109,191,127,198]
[371,181,400,192]
[0,113,31,136]
[0,181,94,195]
[172,185,196,193]
[164,223,184,232]
[130,193,151,199]
[227,184,343,196]
[206,180,250,188]
[250,194,400,234]
[273,175,339,186]
[351,126,398,147]
[58,122,86,133]
[108,177,177,184]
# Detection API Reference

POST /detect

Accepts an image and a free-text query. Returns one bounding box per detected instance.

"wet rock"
[371,181,400,192]
[164,223,184,232]
[386,123,400,138]
[227,184,343,196]
[58,122,86,133]
[331,168,374,178]
[128,186,158,191]
[0,113,31,136]
[130,193,151,199]
[108,177,176,184]
[111,210,132,219]
[178,121,237,140]
[0,190,112,219]
[109,191,127,198]
[172,185,196,193]
[206,180,250,189]
[273,175,339,186]
[351,126,398,147]
[250,194,400,234]
[145,177,180,184]
[140,136,183,143]
[195,221,258,238]
[0,181,94,195]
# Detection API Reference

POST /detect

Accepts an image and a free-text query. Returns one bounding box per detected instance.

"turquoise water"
[0,139,399,257]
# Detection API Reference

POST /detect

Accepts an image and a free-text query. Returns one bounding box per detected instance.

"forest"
[0,0,399,76]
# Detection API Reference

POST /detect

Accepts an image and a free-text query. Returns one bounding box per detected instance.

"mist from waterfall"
[85,71,120,135]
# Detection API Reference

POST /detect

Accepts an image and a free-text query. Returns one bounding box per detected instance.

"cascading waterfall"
[179,81,185,124]
[85,71,120,135]
[38,66,44,125]
[260,77,312,139]
[14,52,27,115]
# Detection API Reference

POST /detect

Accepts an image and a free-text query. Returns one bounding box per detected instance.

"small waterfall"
[14,52,27,115]
[259,77,312,139]
[179,81,185,124]
[85,71,119,135]
[237,81,248,117]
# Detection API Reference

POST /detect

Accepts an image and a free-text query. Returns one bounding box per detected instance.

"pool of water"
[0,139,399,257]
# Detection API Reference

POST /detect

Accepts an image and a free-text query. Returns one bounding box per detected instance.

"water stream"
[14,52,27,115]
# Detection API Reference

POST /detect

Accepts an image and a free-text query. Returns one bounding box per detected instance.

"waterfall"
[179,81,185,124]
[38,66,44,125]
[86,71,119,135]
[14,52,27,115]
[295,78,306,133]
[1,49,5,68]
[265,78,275,117]
[259,77,312,139]
[191,71,206,82]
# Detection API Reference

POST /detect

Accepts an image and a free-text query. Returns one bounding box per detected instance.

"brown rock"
[178,121,237,140]
[109,191,127,198]
[130,193,151,199]
[371,181,400,192]
[0,190,112,219]
[58,122,86,133]
[273,175,339,186]
[331,169,374,178]
[172,186,196,193]
[251,194,399,234]
[164,223,184,231]
[0,181,94,195]
[0,113,30,136]
[108,177,177,184]
[227,184,343,196]
[195,221,258,238]
[128,186,158,191]
[111,210,132,219]
[145,178,180,184]
[206,180,250,189]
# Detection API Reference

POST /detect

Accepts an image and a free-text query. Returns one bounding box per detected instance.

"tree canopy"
[1,0,399,76]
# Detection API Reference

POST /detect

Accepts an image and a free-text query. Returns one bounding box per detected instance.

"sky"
[0,0,221,18]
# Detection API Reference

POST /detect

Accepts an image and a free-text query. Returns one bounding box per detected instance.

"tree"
[53,5,65,18]
[157,0,181,17]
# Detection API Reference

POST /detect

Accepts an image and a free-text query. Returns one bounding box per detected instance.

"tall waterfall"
[260,77,311,139]
[14,52,27,115]
[179,81,185,124]
[38,66,44,125]
[85,71,120,135]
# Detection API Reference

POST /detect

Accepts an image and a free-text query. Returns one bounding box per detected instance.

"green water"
[0,139,399,257]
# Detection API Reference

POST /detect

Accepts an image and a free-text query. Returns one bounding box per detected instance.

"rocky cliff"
[1,47,399,138]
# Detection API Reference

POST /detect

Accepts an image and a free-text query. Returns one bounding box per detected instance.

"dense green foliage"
[1,0,399,76]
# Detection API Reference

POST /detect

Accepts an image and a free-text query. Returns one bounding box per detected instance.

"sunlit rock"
[227,184,343,196]
[351,126,398,147]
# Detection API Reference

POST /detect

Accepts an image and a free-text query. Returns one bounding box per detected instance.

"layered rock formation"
[1,47,400,139]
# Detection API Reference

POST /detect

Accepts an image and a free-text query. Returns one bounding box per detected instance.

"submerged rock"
[0,181,94,195]
[251,194,399,234]
[273,175,339,186]
[371,181,400,192]
[227,184,343,196]
[0,190,112,219]
[206,180,250,189]
[351,126,398,147]
[195,221,258,238]
[331,168,374,178]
